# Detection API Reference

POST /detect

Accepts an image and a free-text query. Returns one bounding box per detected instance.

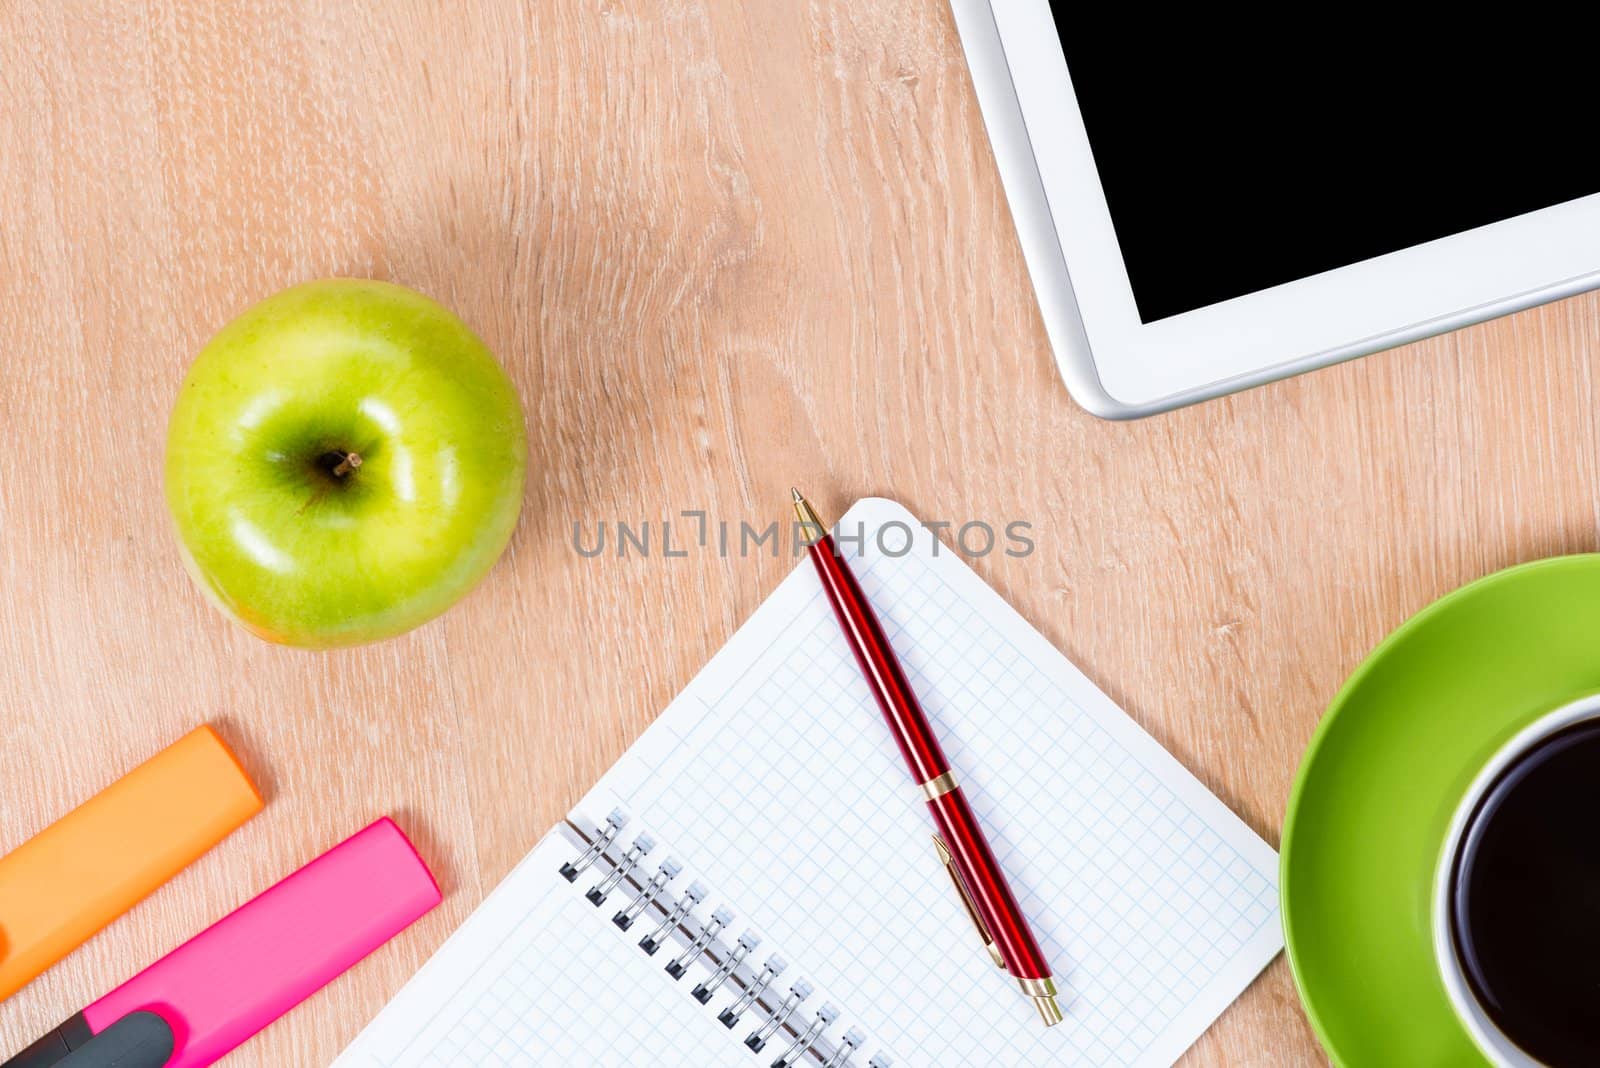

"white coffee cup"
[1432,693,1600,1068]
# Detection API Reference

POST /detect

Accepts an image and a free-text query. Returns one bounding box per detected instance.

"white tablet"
[951,2,1600,417]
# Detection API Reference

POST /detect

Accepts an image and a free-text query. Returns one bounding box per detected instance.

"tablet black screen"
[1052,16,1600,322]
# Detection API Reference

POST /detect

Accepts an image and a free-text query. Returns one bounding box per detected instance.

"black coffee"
[1451,719,1600,1067]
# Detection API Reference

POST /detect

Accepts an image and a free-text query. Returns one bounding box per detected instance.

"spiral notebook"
[335,498,1281,1068]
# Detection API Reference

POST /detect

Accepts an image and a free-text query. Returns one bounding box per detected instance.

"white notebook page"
[576,498,1280,1066]
[338,497,1280,1067]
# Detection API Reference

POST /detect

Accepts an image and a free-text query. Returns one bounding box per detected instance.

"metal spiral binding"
[744,980,812,1053]
[562,814,891,1065]
[585,832,655,906]
[614,858,682,930]
[770,1002,838,1068]
[694,930,760,1004]
[821,1027,866,1067]
[666,905,734,979]
[559,808,626,881]
[639,880,707,956]
[719,953,785,1028]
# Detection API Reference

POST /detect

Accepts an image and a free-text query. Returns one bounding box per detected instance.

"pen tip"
[791,487,804,503]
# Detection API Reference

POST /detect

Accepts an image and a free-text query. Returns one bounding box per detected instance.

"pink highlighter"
[4,818,441,1068]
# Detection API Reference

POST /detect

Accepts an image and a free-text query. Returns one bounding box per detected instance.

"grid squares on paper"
[601,527,1280,1067]
[338,501,1280,1068]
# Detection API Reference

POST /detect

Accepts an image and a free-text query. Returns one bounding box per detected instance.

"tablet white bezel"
[980,0,1600,414]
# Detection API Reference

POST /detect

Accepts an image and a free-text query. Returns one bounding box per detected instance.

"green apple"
[165,279,526,648]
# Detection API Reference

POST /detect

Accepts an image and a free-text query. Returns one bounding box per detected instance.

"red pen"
[792,490,1063,1026]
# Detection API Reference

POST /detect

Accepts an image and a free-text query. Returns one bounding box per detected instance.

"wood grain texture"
[3,1,1597,1064]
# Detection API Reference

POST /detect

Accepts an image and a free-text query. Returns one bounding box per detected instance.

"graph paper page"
[578,497,1281,1067]
[333,833,755,1068]
[337,498,1280,1067]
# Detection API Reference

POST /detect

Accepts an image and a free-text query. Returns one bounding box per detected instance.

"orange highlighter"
[0,726,263,1002]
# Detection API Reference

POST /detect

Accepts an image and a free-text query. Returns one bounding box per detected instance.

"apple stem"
[298,450,364,515]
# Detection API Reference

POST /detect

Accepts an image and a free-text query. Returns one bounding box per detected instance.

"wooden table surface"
[4,3,1599,1064]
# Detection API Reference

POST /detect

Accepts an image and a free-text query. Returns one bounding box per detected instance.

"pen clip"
[933,835,1006,971]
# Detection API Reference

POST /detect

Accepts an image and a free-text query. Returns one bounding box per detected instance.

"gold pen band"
[1016,976,1064,1026]
[919,770,959,800]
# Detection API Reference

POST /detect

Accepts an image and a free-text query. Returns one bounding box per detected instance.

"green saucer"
[1282,556,1600,1066]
